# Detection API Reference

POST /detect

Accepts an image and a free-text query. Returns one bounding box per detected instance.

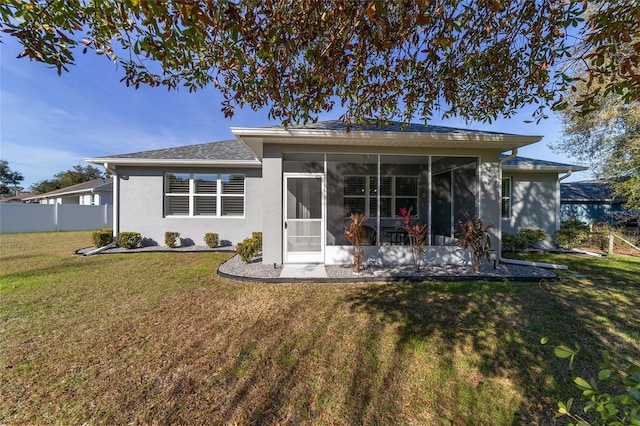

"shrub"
[204,232,219,248]
[518,228,549,248]
[118,232,142,249]
[543,339,640,426]
[554,220,590,249]
[91,229,113,248]
[236,237,259,263]
[502,228,549,252]
[251,232,263,251]
[165,231,180,248]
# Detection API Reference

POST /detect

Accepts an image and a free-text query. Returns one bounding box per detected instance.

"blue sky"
[1,36,589,189]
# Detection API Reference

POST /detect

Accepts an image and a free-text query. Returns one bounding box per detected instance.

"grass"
[1,232,639,425]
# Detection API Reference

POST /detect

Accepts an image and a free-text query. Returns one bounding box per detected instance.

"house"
[561,180,634,226]
[23,178,113,205]
[502,156,587,238]
[85,121,584,265]
[1,192,36,203]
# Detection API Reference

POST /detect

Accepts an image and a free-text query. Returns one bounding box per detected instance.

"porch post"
[428,156,432,246]
[376,154,381,247]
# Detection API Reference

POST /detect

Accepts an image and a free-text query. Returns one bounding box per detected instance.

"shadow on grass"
[343,276,620,424]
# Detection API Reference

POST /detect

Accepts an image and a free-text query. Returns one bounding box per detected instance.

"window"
[165,173,245,217]
[343,175,417,218]
[501,178,511,218]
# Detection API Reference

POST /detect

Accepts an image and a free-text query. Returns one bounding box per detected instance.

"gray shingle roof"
[267,119,513,136]
[502,155,586,171]
[561,180,622,202]
[24,178,112,199]
[105,139,255,161]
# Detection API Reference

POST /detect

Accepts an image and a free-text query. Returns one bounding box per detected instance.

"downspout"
[557,170,573,230]
[498,148,567,270]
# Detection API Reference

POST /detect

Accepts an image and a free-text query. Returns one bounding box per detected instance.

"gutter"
[498,148,568,270]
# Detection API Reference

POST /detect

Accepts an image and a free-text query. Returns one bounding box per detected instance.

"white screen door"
[284,174,324,263]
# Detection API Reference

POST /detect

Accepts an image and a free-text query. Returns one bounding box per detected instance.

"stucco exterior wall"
[116,166,262,247]
[479,153,502,247]
[261,148,283,264]
[502,171,558,236]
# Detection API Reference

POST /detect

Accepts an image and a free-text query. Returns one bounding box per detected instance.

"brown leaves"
[2,0,638,124]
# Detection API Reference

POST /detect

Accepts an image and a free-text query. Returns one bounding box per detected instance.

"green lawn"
[1,232,638,425]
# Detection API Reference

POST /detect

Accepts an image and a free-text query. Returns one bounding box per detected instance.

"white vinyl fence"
[0,203,112,234]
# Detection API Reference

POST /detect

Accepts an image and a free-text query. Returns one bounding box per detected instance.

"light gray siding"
[502,171,558,236]
[116,166,262,247]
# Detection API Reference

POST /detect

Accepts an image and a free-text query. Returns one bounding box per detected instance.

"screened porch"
[283,153,480,264]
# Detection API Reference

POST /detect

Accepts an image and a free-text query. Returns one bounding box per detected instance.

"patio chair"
[362,225,377,245]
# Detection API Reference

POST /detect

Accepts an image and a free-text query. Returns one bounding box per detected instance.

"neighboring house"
[561,180,631,225]
[23,178,113,205]
[1,192,36,203]
[86,121,584,266]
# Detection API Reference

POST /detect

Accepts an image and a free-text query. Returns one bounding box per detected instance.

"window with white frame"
[501,178,511,218]
[164,173,245,217]
[343,175,417,218]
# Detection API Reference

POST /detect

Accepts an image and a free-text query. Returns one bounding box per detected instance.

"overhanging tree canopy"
[1,0,638,125]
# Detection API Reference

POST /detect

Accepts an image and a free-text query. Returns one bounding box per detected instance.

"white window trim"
[164,173,245,218]
[343,175,419,218]
[501,177,511,219]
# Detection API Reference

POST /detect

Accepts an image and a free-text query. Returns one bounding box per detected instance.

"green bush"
[554,220,590,249]
[91,230,113,248]
[236,237,259,263]
[165,231,180,248]
[251,232,263,251]
[544,339,640,426]
[519,228,549,248]
[502,228,549,252]
[204,232,219,248]
[118,232,142,249]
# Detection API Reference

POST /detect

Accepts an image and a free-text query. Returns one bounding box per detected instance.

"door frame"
[283,173,325,264]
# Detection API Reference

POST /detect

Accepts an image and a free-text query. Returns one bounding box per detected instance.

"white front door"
[284,174,325,263]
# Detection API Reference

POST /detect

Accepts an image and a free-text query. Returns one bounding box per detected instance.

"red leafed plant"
[399,206,428,272]
[344,212,367,272]
[458,212,493,273]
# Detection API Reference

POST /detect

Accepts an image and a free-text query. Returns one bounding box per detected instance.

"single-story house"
[24,178,113,205]
[86,121,584,265]
[561,180,633,226]
[1,192,36,203]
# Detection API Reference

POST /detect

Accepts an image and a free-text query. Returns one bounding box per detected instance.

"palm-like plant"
[458,213,493,273]
[400,206,428,271]
[344,212,367,272]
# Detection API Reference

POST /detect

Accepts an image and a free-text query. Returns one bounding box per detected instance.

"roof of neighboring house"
[1,193,36,203]
[501,155,587,173]
[23,178,112,201]
[561,180,623,203]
